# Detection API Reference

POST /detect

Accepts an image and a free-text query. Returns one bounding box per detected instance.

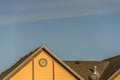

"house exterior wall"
[10,61,32,80]
[114,75,120,80]
[9,51,77,80]
[34,51,53,80]
[54,61,77,80]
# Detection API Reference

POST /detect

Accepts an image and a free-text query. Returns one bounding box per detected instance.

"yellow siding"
[54,61,77,80]
[10,61,32,80]
[10,51,78,80]
[34,51,53,80]
[114,74,120,80]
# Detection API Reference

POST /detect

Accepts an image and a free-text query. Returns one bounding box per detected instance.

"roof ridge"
[103,55,120,61]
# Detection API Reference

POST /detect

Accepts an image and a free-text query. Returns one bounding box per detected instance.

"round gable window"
[39,58,47,67]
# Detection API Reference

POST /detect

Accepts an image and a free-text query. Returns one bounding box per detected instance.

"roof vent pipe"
[93,66,97,74]
[88,66,98,80]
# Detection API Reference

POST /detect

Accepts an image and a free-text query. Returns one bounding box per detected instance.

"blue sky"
[0,0,120,73]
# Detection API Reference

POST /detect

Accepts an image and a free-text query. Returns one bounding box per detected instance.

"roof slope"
[99,55,120,80]
[64,61,109,80]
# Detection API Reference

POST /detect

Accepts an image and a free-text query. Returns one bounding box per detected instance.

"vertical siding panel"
[32,60,34,80]
[10,61,32,80]
[53,60,54,80]
[54,61,77,80]
[34,51,53,80]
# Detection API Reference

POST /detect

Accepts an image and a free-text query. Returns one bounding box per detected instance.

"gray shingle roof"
[64,61,109,80]
[99,55,120,80]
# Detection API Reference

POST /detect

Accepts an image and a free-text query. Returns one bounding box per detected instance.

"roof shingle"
[99,55,120,80]
[64,61,109,80]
